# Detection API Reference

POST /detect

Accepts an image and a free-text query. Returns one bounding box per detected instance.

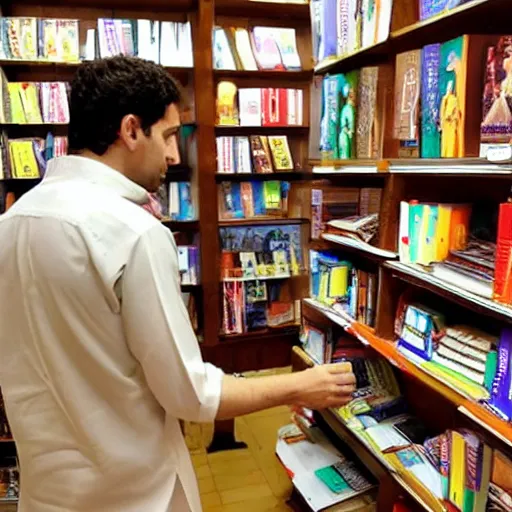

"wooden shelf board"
[219,324,299,344]
[213,69,313,81]
[180,283,201,292]
[215,171,309,182]
[311,158,512,178]
[10,0,196,11]
[165,165,192,182]
[215,0,310,20]
[215,126,309,136]
[314,41,389,75]
[321,233,398,262]
[161,219,199,232]
[0,59,193,73]
[301,299,512,453]
[218,217,309,227]
[313,0,512,76]
[385,261,512,324]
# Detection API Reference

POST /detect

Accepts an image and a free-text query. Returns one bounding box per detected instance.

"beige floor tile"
[201,491,222,508]
[209,454,259,476]
[194,463,212,479]
[213,468,268,491]
[191,452,208,468]
[260,463,293,499]
[219,482,275,505]
[197,475,216,495]
[220,495,284,511]
[207,447,253,463]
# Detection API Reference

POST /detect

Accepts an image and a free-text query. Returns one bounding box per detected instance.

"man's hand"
[216,363,356,420]
[292,363,356,410]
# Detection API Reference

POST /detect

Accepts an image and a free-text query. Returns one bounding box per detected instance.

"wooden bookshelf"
[314,0,512,75]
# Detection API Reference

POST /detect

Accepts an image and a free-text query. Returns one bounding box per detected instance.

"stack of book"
[311,187,382,239]
[1,132,67,180]
[1,77,70,124]
[216,135,294,174]
[92,19,193,67]
[309,250,378,327]
[216,83,304,127]
[218,180,290,220]
[177,245,200,286]
[220,223,302,334]
[0,17,79,62]
[310,0,392,64]
[213,26,301,71]
[398,199,512,307]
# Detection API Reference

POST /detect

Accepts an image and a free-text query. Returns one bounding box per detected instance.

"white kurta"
[0,155,224,512]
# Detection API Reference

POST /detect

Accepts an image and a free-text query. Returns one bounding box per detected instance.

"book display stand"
[287,0,512,511]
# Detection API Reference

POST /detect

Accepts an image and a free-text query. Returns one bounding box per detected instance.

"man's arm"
[216,365,356,420]
[121,225,355,423]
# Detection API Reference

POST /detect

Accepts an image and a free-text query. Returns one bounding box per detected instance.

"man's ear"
[119,114,141,151]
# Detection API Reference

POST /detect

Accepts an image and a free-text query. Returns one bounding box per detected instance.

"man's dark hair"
[69,55,182,156]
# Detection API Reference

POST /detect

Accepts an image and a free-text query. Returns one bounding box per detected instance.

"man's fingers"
[332,372,357,386]
[325,362,353,374]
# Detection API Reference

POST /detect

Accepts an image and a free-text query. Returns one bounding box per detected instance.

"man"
[0,56,355,511]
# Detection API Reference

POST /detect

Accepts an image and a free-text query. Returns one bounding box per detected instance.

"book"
[394,50,421,157]
[268,135,294,171]
[421,44,442,158]
[213,26,237,70]
[419,0,471,21]
[356,67,379,159]
[250,135,274,173]
[494,202,512,305]
[238,88,261,127]
[251,26,284,70]
[480,36,512,155]
[216,81,239,126]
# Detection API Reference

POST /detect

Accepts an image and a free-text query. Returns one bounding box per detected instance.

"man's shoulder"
[1,177,163,238]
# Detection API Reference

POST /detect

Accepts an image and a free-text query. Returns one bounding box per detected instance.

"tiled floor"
[184,367,294,512]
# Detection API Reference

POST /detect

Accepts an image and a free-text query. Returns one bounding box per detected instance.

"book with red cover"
[494,202,512,305]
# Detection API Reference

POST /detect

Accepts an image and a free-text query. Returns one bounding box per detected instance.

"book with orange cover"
[494,202,512,305]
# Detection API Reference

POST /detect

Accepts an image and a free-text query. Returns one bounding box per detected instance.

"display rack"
[292,0,512,510]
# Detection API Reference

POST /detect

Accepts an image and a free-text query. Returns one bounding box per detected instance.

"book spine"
[489,328,512,421]
[494,203,512,305]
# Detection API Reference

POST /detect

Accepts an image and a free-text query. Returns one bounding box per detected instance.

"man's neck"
[78,149,126,178]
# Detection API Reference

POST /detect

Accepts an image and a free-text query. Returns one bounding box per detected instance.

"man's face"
[126,103,181,193]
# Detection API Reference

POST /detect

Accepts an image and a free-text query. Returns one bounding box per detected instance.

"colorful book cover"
[318,0,338,62]
[489,328,512,421]
[213,26,237,70]
[339,71,359,159]
[319,74,345,160]
[420,0,471,21]
[481,37,512,150]
[250,135,273,173]
[449,431,466,510]
[421,44,442,158]
[356,67,379,159]
[216,81,238,126]
[439,36,467,158]
[251,27,283,71]
[268,136,294,171]
[494,203,512,305]
[394,50,421,157]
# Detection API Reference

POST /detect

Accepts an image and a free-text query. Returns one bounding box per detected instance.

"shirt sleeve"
[120,224,224,423]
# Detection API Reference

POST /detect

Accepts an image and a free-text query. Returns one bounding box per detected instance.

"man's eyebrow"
[163,125,181,136]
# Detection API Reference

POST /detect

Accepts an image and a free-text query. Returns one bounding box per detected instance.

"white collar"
[43,155,150,206]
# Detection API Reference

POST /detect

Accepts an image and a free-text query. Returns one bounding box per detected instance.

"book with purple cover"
[419,0,471,21]
[421,44,441,158]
